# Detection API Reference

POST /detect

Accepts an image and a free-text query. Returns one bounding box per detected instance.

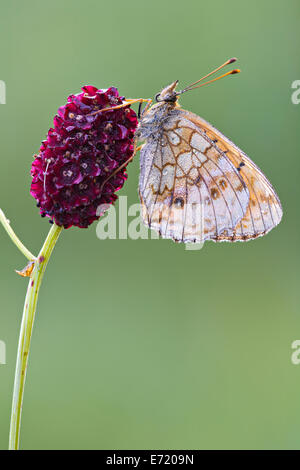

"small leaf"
[15,260,35,278]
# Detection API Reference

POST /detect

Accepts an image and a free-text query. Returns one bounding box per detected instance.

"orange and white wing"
[182,110,283,240]
[139,115,250,243]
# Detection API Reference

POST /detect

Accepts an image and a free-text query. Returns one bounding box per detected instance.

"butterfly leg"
[89,98,151,117]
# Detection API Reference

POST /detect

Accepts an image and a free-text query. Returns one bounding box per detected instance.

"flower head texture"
[30,86,138,228]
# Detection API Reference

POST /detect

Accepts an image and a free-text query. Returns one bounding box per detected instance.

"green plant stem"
[0,208,36,261]
[9,223,63,450]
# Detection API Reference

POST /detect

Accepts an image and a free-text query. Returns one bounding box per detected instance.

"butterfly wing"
[183,110,283,240]
[139,108,251,243]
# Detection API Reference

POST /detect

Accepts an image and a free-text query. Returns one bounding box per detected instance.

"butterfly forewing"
[139,108,252,243]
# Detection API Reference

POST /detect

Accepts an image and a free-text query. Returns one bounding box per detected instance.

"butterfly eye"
[165,95,177,103]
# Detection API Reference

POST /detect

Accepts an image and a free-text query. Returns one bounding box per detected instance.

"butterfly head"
[155,80,179,104]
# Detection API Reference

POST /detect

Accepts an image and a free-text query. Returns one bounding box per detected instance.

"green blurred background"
[0,0,299,450]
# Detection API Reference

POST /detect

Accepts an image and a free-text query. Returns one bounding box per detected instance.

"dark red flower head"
[30,86,138,228]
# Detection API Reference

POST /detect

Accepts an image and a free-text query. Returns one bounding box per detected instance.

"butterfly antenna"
[183,69,241,92]
[178,58,239,94]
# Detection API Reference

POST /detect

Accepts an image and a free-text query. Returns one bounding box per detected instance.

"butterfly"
[135,58,283,243]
